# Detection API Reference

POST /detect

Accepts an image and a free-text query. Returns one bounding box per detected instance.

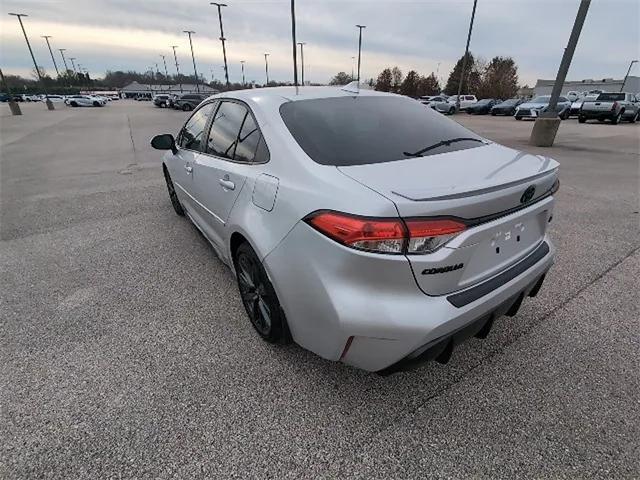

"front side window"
[207,101,266,163]
[178,102,215,151]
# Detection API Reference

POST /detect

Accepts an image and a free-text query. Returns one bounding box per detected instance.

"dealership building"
[534,76,640,96]
[119,81,219,98]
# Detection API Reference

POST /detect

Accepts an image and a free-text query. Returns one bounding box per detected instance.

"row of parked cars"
[151,93,209,111]
[419,91,640,124]
[0,92,119,107]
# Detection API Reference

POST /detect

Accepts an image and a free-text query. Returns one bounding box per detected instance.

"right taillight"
[404,219,467,254]
[305,211,466,255]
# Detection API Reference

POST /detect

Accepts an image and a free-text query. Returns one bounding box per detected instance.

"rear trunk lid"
[582,100,614,112]
[338,143,558,295]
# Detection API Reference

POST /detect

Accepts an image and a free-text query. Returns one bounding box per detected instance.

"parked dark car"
[153,94,170,107]
[0,93,23,102]
[466,98,500,115]
[173,93,207,111]
[490,98,524,116]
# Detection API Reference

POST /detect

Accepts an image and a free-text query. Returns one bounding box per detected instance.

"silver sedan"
[151,87,558,373]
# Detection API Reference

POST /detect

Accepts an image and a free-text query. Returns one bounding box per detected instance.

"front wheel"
[70,101,78,107]
[448,107,455,115]
[163,167,185,216]
[93,101,100,107]
[234,242,289,344]
[578,116,586,123]
[515,116,522,120]
[182,103,192,111]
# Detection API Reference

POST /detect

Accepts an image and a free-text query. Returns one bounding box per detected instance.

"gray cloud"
[1,0,639,86]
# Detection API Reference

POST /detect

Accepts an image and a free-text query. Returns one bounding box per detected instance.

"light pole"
[0,67,22,115]
[264,53,270,86]
[355,24,366,83]
[183,30,200,92]
[531,0,591,146]
[240,60,245,86]
[351,56,355,81]
[170,45,183,92]
[297,42,306,86]
[621,60,638,92]
[160,54,169,79]
[69,57,77,73]
[41,36,60,77]
[58,48,69,73]
[291,0,298,87]
[8,13,54,110]
[210,3,230,87]
[455,0,477,113]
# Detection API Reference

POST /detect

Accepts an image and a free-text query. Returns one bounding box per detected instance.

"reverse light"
[305,212,466,255]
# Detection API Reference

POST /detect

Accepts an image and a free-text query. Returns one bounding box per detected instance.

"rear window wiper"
[403,137,485,157]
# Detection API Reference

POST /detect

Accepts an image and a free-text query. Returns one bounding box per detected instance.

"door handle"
[184,165,193,174]
[219,179,235,190]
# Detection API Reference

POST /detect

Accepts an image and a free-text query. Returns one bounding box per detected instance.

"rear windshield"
[280,96,483,166]
[596,93,624,101]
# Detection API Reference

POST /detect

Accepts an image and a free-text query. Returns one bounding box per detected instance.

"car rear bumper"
[263,221,555,372]
[580,111,617,120]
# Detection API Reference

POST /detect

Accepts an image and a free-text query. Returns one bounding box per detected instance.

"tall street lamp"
[0,67,22,115]
[455,0,477,112]
[355,24,366,83]
[351,56,355,81]
[170,45,183,92]
[297,42,306,86]
[41,36,60,77]
[183,30,200,92]
[290,0,298,87]
[58,48,69,73]
[69,57,77,73]
[264,53,270,86]
[160,54,169,79]
[621,60,638,92]
[8,13,54,110]
[210,3,230,87]
[240,60,246,86]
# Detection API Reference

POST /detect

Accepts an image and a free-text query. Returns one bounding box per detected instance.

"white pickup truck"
[578,92,639,124]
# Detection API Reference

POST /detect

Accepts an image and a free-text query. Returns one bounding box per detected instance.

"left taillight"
[304,211,466,255]
[305,211,406,254]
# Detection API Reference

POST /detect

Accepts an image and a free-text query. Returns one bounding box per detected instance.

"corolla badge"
[520,185,536,204]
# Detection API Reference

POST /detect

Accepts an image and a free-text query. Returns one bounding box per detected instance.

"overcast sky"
[1,0,638,86]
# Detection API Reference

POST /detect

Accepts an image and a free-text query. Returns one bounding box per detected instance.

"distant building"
[119,81,219,98]
[517,86,534,98]
[534,76,640,96]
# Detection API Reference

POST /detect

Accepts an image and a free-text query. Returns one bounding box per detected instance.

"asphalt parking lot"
[1,100,638,479]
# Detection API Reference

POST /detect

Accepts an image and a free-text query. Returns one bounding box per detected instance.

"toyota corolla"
[151,86,558,374]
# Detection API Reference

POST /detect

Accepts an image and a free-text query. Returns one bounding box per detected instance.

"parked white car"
[448,95,478,110]
[42,95,66,103]
[65,95,106,107]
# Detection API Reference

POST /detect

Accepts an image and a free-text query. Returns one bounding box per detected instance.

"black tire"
[515,116,522,120]
[93,101,100,107]
[448,107,455,115]
[234,242,289,343]
[611,112,621,125]
[560,110,569,120]
[163,167,185,216]
[578,116,586,123]
[629,111,638,123]
[490,111,497,116]
[70,101,78,107]
[182,103,192,111]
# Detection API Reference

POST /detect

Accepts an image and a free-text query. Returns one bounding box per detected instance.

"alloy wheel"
[237,253,272,335]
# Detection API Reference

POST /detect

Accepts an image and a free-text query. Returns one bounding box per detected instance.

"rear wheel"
[448,107,455,115]
[163,167,185,216]
[611,112,622,125]
[70,101,78,107]
[578,116,586,123]
[93,101,100,107]
[234,242,288,343]
[515,116,522,120]
[182,103,192,111]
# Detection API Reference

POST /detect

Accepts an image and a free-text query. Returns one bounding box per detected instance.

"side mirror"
[151,134,177,154]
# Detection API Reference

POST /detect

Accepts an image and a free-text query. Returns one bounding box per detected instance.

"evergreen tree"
[375,68,393,92]
[444,52,474,95]
[400,70,420,97]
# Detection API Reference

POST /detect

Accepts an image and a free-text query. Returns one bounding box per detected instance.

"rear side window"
[279,96,482,166]
[597,93,624,101]
[178,103,215,151]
